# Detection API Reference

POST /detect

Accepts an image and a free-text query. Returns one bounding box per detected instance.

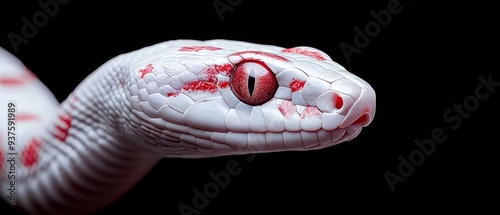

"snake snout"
[339,87,376,128]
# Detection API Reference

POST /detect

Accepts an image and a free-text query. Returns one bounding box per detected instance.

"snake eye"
[230,61,278,105]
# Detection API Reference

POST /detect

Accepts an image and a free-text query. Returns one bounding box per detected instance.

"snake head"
[124,40,375,158]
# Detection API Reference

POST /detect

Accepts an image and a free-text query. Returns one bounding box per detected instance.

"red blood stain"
[17,113,39,121]
[215,63,234,75]
[218,81,230,89]
[55,113,72,142]
[183,81,218,93]
[200,67,219,83]
[282,47,326,61]
[25,68,37,78]
[167,92,180,97]
[278,100,297,117]
[21,138,43,168]
[178,46,223,52]
[0,77,23,85]
[0,70,38,86]
[230,51,289,62]
[289,78,306,92]
[139,64,154,78]
[301,107,322,119]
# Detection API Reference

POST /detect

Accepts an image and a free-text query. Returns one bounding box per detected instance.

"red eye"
[230,61,278,106]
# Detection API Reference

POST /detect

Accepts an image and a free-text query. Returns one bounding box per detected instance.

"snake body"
[0,39,376,214]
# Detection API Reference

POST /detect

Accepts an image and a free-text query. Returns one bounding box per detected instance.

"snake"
[0,39,376,215]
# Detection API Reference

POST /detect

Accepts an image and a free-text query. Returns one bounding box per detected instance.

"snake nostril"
[334,94,343,109]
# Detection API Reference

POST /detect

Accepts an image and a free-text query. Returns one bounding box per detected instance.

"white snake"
[0,39,376,214]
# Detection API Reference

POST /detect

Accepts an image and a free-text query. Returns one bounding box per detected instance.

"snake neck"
[9,57,161,215]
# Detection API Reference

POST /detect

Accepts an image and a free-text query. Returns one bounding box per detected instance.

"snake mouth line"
[154,125,363,158]
[349,112,372,127]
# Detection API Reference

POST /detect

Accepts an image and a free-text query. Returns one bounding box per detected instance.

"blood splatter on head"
[289,78,306,92]
[182,81,218,93]
[230,51,289,62]
[139,64,154,78]
[21,138,43,168]
[178,46,223,52]
[282,47,326,61]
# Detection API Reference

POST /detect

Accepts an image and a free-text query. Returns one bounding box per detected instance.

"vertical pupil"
[248,69,256,96]
[248,76,255,96]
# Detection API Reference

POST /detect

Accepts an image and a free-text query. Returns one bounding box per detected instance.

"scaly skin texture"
[0,39,376,214]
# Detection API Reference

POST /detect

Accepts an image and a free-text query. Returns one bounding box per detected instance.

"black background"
[1,0,498,214]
